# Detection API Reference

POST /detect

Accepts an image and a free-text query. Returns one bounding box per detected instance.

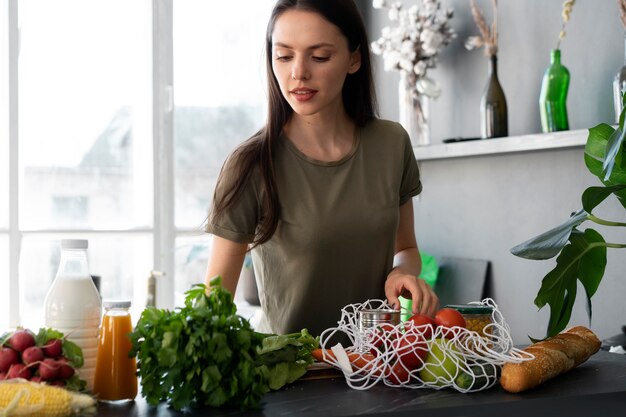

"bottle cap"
[103,300,131,309]
[61,239,88,249]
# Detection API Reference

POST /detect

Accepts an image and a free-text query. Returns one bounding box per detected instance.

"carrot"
[311,348,382,376]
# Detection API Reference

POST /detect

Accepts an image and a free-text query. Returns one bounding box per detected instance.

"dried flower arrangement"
[555,0,576,50]
[465,0,498,57]
[370,0,456,98]
[619,0,626,28]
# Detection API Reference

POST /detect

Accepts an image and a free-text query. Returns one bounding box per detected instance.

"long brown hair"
[210,0,378,246]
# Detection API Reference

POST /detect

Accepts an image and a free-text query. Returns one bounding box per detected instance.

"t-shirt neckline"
[281,127,361,167]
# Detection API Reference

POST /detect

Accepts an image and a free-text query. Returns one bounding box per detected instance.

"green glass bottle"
[481,54,508,138]
[539,49,570,132]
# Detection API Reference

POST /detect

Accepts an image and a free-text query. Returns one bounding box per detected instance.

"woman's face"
[271,9,361,118]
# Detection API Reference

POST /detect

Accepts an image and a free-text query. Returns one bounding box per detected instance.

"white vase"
[398,73,430,146]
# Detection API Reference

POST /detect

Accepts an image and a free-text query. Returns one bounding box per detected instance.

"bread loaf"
[500,326,601,393]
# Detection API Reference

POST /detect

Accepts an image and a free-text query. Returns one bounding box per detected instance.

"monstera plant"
[511,93,626,340]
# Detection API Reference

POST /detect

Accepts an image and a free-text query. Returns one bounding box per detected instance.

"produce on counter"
[0,379,96,416]
[500,326,601,393]
[129,276,319,411]
[0,328,86,392]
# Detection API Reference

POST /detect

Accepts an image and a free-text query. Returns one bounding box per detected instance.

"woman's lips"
[290,88,317,102]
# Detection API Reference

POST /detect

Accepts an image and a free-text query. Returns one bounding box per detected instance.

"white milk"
[44,240,102,391]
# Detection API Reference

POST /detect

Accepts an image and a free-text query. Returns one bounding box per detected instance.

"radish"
[56,357,75,379]
[30,375,43,383]
[22,346,44,365]
[0,347,19,372]
[8,329,36,353]
[7,363,31,379]
[42,338,63,358]
[38,358,59,381]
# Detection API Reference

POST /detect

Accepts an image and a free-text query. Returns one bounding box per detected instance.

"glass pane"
[19,234,153,330]
[173,0,274,229]
[174,234,211,306]
[0,235,8,330]
[18,1,153,231]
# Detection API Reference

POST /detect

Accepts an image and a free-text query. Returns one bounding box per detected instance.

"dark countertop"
[97,350,626,417]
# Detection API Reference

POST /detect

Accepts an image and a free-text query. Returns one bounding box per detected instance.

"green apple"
[419,337,461,386]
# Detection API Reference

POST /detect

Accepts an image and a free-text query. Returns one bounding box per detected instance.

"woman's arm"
[384,199,439,317]
[205,235,249,295]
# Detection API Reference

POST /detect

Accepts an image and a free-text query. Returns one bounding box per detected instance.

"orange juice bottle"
[93,300,138,401]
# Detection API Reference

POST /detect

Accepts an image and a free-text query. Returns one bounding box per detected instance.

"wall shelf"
[413,129,588,161]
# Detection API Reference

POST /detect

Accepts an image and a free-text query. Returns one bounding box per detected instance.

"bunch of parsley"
[129,276,319,411]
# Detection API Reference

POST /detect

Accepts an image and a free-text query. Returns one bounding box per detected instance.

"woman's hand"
[385,268,439,317]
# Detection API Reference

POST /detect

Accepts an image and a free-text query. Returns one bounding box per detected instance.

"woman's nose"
[291,58,310,81]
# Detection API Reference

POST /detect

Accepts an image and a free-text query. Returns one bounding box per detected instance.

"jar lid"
[445,304,493,315]
[61,239,88,249]
[103,300,131,309]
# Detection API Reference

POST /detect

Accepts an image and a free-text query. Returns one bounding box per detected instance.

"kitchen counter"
[97,350,626,417]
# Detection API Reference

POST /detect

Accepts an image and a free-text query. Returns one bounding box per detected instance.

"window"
[2,0,274,329]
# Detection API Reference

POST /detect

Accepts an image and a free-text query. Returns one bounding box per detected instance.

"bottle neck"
[550,49,561,65]
[57,249,90,278]
[488,55,498,76]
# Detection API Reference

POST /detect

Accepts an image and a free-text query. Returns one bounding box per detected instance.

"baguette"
[500,326,601,393]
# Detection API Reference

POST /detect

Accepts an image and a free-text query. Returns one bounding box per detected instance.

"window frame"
[2,0,178,328]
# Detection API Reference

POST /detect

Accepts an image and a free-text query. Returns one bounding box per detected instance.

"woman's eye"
[312,56,330,62]
[275,55,292,62]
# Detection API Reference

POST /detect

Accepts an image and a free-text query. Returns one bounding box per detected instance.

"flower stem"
[587,214,626,227]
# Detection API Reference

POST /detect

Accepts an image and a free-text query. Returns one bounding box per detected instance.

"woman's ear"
[348,47,362,74]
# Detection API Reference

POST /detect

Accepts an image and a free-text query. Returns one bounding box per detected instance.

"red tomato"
[369,323,398,352]
[434,308,466,338]
[406,314,436,339]
[393,332,428,370]
[386,361,412,385]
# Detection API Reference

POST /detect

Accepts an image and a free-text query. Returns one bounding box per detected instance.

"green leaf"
[533,228,607,339]
[602,127,626,181]
[585,123,626,187]
[581,185,626,213]
[34,328,64,346]
[62,339,84,368]
[510,209,588,260]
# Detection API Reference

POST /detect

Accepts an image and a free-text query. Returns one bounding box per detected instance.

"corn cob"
[0,379,96,417]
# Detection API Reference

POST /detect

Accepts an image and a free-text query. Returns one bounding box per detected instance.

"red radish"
[8,329,36,353]
[30,375,43,383]
[42,339,63,358]
[38,358,59,381]
[7,363,31,379]
[0,372,6,380]
[0,347,19,372]
[57,358,75,379]
[22,346,44,365]
[50,379,66,387]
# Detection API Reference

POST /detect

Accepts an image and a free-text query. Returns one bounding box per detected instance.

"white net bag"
[317,298,534,392]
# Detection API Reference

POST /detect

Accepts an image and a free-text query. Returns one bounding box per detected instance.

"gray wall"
[365,0,626,344]
[367,0,624,140]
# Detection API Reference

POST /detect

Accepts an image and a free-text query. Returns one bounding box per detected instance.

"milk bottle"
[44,239,102,391]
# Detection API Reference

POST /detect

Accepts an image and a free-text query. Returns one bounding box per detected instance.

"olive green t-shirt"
[206,118,422,336]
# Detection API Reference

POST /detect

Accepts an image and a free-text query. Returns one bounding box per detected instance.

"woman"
[205,0,438,337]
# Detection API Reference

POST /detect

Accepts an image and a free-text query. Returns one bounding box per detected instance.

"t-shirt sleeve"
[398,128,422,205]
[204,154,260,244]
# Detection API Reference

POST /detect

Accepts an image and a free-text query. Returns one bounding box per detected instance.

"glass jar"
[93,300,138,402]
[445,304,493,338]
